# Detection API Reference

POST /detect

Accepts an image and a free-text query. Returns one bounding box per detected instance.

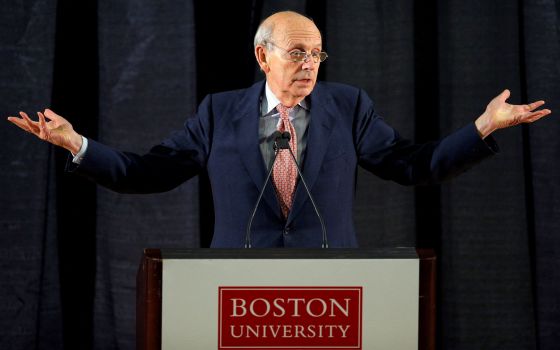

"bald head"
[254,11,321,48]
[253,11,323,107]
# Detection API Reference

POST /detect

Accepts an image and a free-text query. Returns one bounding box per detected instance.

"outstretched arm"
[7,109,83,154]
[475,89,552,139]
[7,106,209,194]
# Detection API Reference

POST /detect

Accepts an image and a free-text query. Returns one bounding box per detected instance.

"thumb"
[499,89,510,102]
[43,108,62,120]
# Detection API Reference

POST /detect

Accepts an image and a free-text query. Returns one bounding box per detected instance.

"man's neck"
[265,82,306,108]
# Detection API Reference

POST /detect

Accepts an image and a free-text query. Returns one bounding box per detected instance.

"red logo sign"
[218,286,363,349]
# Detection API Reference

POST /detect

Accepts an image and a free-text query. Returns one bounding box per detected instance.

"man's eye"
[290,51,306,58]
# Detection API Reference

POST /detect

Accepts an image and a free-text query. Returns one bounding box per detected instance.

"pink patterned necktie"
[273,104,298,218]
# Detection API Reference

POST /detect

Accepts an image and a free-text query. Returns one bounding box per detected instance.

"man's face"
[263,19,322,105]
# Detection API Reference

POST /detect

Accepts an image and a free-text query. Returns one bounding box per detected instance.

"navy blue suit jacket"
[71,80,497,247]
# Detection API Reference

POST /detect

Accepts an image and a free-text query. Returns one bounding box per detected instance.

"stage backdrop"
[1,0,558,349]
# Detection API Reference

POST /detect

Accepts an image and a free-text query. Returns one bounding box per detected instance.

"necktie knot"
[276,104,293,121]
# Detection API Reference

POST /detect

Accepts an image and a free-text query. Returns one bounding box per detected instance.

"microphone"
[244,131,283,248]
[245,131,329,248]
[281,132,329,248]
[274,131,291,151]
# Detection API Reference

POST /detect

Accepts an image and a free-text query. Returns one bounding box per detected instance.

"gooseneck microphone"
[280,132,329,249]
[244,131,329,248]
[244,131,283,248]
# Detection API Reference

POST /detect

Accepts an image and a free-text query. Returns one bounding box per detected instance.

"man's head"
[254,11,325,107]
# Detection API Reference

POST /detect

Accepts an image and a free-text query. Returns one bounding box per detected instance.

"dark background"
[1,0,559,349]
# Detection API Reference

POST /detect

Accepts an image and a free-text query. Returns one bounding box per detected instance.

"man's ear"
[255,45,270,73]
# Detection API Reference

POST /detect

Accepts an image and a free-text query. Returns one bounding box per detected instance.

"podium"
[137,248,436,350]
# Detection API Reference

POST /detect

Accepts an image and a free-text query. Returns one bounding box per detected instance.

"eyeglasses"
[266,41,328,63]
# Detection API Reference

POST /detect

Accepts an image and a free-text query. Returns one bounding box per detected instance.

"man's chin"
[292,79,316,95]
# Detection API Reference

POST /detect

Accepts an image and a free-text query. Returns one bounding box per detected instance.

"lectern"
[137,248,436,350]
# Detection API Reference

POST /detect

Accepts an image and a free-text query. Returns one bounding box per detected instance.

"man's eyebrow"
[285,42,323,51]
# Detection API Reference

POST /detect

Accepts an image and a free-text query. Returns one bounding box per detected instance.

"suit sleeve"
[66,95,214,193]
[354,89,499,185]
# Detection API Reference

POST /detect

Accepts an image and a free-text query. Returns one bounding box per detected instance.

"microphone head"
[282,131,291,141]
[271,131,283,140]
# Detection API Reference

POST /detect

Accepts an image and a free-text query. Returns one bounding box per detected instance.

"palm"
[41,117,74,145]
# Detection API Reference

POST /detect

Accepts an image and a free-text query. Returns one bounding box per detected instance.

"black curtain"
[0,1,62,349]
[1,0,558,349]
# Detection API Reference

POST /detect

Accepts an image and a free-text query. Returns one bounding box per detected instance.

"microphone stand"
[244,132,329,248]
[244,132,282,248]
[283,134,329,249]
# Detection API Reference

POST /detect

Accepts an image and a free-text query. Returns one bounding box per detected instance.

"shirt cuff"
[71,136,88,164]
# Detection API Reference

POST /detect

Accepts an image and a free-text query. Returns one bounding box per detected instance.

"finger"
[7,116,33,132]
[522,109,552,123]
[20,111,41,134]
[19,111,32,121]
[38,111,48,129]
[525,100,545,111]
[37,112,49,139]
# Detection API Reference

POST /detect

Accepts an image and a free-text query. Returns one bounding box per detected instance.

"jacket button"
[283,227,291,235]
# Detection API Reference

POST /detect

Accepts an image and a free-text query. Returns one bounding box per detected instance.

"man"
[7,11,551,248]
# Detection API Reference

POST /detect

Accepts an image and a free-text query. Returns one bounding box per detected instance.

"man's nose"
[301,57,317,70]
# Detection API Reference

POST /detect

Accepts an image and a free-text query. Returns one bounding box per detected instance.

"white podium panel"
[160,249,419,350]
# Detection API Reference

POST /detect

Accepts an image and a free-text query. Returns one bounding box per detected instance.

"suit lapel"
[232,81,282,218]
[287,83,336,224]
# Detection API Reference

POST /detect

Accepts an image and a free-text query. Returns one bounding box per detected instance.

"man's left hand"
[475,89,552,139]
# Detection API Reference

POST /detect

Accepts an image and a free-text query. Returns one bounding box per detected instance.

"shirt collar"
[262,82,310,116]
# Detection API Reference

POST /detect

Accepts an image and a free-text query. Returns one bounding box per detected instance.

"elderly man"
[8,11,551,247]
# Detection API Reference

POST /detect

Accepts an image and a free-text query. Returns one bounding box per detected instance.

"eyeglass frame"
[264,41,328,63]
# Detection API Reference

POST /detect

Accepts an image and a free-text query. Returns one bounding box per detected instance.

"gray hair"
[253,21,275,48]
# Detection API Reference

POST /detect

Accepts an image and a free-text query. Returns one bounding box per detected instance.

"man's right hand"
[7,109,83,154]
